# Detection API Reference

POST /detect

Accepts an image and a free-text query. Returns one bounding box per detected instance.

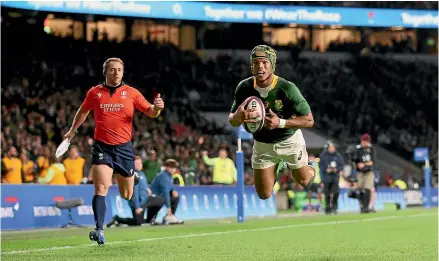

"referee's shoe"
[89,229,105,245]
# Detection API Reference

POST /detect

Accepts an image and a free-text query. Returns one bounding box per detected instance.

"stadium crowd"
[1,18,437,188]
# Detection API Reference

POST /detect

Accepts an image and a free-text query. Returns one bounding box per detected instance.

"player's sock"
[171,197,180,215]
[92,195,106,230]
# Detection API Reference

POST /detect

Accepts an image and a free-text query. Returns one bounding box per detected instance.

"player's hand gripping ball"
[241,96,266,133]
[264,109,281,130]
[154,94,165,110]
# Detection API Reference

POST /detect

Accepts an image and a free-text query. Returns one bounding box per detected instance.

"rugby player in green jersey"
[229,45,315,199]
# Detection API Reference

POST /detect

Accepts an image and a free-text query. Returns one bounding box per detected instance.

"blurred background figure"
[143,149,162,183]
[353,134,377,213]
[2,146,22,184]
[63,145,86,185]
[38,156,67,185]
[148,159,183,224]
[20,150,37,183]
[202,148,237,185]
[319,142,344,215]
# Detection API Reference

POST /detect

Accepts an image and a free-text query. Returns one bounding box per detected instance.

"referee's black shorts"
[92,140,135,177]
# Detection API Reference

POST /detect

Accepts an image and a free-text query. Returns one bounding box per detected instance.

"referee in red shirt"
[64,58,164,245]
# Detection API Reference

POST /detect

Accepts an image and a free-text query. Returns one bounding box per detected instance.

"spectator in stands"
[38,156,67,185]
[21,150,37,183]
[36,146,52,181]
[1,146,22,184]
[1,17,436,188]
[202,148,237,185]
[387,176,408,190]
[142,150,162,183]
[63,146,86,185]
[196,161,212,185]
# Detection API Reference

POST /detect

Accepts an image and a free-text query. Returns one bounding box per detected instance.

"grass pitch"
[1,208,437,261]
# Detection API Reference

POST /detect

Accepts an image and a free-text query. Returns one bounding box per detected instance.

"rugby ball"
[242,96,265,133]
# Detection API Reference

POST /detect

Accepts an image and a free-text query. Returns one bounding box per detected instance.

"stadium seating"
[1,19,437,187]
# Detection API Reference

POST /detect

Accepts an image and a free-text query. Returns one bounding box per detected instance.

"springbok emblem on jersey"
[274,100,283,110]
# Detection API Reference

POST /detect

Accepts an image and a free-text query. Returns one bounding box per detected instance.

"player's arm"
[133,90,161,118]
[285,83,314,128]
[228,83,243,127]
[229,81,256,127]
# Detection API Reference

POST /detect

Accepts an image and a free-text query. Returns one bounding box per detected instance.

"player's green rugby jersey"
[230,75,311,143]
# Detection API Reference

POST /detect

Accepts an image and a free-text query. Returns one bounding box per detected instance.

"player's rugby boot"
[89,229,105,245]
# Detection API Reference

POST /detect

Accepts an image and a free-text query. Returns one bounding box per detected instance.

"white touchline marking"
[1,213,436,255]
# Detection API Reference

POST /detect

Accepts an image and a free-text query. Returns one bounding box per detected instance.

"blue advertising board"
[1,184,276,230]
[0,185,112,230]
[109,186,276,221]
[337,188,407,212]
[2,1,438,28]
[1,185,435,230]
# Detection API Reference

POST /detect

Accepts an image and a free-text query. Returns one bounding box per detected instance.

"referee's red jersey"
[82,84,152,145]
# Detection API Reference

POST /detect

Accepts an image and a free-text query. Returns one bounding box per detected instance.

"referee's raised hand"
[153,93,165,111]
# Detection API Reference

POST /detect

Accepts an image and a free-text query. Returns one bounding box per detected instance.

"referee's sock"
[92,195,106,230]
